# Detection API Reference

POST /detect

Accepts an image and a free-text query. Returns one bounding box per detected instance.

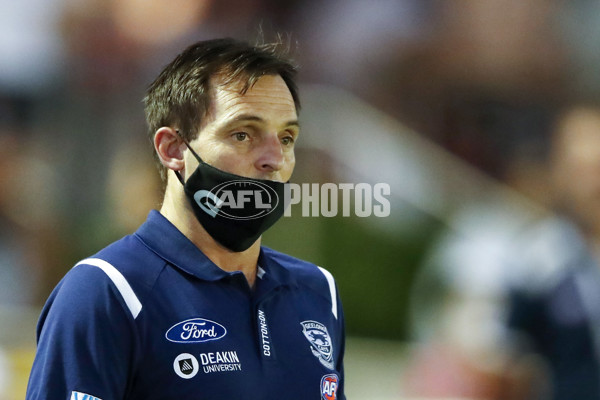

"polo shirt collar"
[135,210,298,289]
[135,210,229,281]
[257,247,299,290]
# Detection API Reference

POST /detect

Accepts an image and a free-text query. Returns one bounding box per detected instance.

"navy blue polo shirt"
[26,210,345,400]
[506,218,600,400]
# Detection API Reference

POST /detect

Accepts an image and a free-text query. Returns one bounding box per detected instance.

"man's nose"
[255,134,284,173]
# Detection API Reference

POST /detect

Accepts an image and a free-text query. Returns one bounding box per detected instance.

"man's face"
[185,73,299,183]
[552,108,600,233]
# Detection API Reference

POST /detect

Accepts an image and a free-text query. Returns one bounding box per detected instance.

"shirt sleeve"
[334,279,346,400]
[26,263,140,400]
[317,265,347,400]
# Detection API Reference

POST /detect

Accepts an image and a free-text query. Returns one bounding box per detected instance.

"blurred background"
[4,0,600,399]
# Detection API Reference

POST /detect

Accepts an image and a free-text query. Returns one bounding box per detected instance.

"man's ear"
[154,127,186,171]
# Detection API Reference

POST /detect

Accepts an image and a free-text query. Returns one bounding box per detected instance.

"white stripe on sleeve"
[75,257,142,319]
[318,266,338,320]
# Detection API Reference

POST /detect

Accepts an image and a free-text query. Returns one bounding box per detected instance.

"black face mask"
[176,139,288,252]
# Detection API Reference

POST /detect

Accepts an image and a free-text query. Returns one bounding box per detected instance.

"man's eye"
[233,132,248,141]
[281,136,295,146]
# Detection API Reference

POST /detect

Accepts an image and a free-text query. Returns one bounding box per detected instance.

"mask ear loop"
[174,129,204,185]
[175,130,204,162]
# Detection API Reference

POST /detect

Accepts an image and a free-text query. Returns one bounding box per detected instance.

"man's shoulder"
[261,246,338,292]
[261,246,318,274]
[73,233,166,300]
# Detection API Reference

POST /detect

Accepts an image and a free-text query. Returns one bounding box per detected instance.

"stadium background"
[1,1,598,398]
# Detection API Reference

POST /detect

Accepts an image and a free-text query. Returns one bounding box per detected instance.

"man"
[505,104,600,399]
[26,38,345,400]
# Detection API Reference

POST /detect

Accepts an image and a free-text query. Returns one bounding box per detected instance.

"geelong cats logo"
[301,320,334,370]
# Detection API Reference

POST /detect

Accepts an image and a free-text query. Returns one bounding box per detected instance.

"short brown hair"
[143,37,300,181]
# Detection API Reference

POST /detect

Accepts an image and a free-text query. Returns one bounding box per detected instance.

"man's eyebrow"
[226,114,300,128]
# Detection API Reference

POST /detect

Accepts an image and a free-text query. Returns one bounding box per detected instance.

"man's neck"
[159,191,260,287]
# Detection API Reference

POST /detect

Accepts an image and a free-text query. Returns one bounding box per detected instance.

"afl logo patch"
[166,318,227,343]
[301,320,334,370]
[321,374,339,400]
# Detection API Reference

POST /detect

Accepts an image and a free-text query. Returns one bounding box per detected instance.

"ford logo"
[166,318,227,343]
